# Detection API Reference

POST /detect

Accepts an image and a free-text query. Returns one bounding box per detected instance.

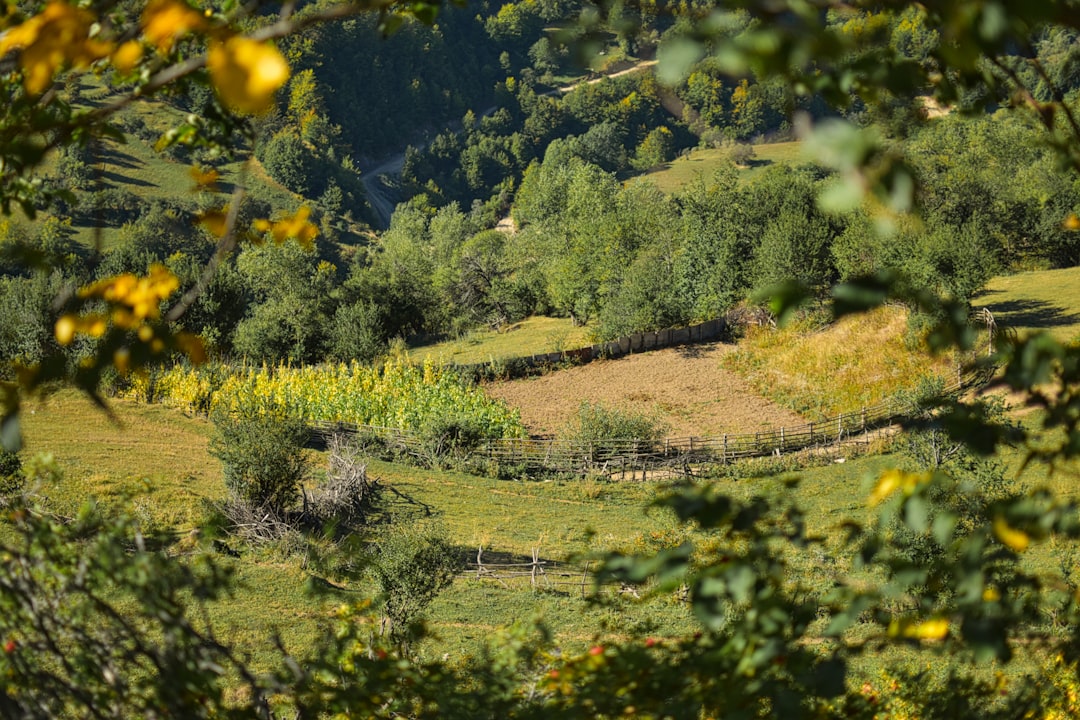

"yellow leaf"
[1065,213,1080,231]
[1,2,112,95]
[868,469,925,505]
[207,36,289,115]
[910,618,949,640]
[54,315,76,346]
[111,40,143,74]
[888,616,948,641]
[141,0,205,53]
[189,166,220,191]
[254,206,319,249]
[175,332,207,364]
[993,516,1030,552]
[199,209,228,237]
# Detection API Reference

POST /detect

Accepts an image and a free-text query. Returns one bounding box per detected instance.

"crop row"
[133,358,526,439]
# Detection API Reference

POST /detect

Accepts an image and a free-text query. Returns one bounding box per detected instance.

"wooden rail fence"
[310,365,993,478]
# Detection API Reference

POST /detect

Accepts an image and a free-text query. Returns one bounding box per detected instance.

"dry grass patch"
[723,306,958,421]
[18,390,223,529]
[485,342,809,437]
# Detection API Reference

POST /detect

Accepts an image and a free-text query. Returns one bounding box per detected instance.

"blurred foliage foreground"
[3,0,1080,717]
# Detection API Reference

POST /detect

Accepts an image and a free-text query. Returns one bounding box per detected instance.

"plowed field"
[485,342,810,437]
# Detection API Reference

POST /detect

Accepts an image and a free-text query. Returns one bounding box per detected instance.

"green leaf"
[657,37,705,86]
[753,281,811,327]
[905,495,929,534]
[0,411,20,453]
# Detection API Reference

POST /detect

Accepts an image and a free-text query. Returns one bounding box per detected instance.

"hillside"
[974,266,1080,342]
[485,341,809,437]
[642,141,805,193]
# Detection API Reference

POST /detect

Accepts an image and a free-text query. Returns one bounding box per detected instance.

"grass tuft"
[723,306,957,420]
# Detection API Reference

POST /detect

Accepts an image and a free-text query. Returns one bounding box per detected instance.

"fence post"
[861,407,866,432]
[531,548,539,588]
[581,561,590,598]
[476,546,484,579]
[723,434,728,463]
[780,427,785,453]
[808,422,814,445]
[837,413,843,441]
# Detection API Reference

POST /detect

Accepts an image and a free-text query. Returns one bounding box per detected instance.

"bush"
[0,447,21,494]
[559,401,670,465]
[367,522,459,648]
[418,413,489,467]
[208,411,310,516]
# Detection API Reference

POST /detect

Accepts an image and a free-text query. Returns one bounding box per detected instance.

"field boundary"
[310,365,994,478]
[453,317,730,382]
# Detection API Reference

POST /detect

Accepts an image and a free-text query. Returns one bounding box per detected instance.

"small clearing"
[485,342,809,437]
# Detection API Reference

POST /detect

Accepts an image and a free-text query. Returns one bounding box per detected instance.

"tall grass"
[723,306,957,420]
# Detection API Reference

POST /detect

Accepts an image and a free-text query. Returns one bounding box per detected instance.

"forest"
[2,0,1080,717]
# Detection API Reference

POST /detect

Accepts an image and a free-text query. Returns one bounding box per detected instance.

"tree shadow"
[980,297,1080,331]
[367,484,436,525]
[99,170,156,188]
[675,340,724,359]
[98,147,143,170]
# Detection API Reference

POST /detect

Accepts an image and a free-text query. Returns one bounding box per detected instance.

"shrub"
[559,401,670,465]
[208,410,310,516]
[418,413,489,467]
[367,522,459,648]
[0,447,21,494]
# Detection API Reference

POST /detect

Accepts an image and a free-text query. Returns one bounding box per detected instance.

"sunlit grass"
[642,140,805,194]
[974,266,1080,343]
[723,305,958,421]
[408,315,594,365]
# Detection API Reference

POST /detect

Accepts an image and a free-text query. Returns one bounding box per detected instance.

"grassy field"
[973,266,1080,343]
[408,315,594,365]
[642,140,805,194]
[723,305,959,420]
[11,265,1080,687]
[16,390,692,664]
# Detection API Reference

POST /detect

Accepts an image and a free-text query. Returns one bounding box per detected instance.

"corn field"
[134,357,526,439]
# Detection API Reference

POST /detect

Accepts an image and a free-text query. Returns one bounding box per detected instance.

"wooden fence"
[310,365,993,478]
[461,547,597,596]
[454,318,729,381]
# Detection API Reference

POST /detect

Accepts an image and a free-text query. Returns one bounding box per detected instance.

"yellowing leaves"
[140,0,206,53]
[54,266,205,372]
[253,206,318,248]
[868,469,929,505]
[111,40,143,74]
[56,265,179,344]
[207,37,290,115]
[78,264,179,322]
[993,515,1031,552]
[0,1,112,95]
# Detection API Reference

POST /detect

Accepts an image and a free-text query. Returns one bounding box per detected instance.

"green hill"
[973,266,1080,343]
[642,140,804,194]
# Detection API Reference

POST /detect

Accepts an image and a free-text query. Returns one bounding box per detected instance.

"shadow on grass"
[100,170,156,188]
[98,147,143,170]
[982,297,1080,331]
[368,484,436,525]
